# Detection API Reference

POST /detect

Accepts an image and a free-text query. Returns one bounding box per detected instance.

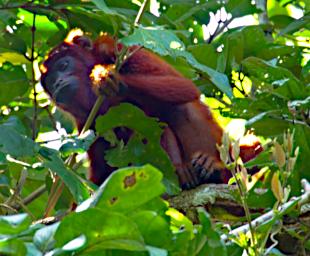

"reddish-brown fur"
[41,34,261,188]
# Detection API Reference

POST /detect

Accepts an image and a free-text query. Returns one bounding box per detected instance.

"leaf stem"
[134,0,150,26]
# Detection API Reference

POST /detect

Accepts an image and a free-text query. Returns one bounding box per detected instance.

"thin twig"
[230,164,258,255]
[44,105,58,131]
[208,17,233,43]
[5,168,28,207]
[134,0,150,26]
[31,13,38,140]
[23,185,47,206]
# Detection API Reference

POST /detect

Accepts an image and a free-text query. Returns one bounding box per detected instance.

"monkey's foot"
[176,165,200,190]
[191,152,224,183]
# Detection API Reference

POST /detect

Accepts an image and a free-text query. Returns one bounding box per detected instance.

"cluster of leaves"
[0,0,309,255]
[0,165,231,256]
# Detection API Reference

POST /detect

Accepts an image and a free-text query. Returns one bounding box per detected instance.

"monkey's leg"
[166,101,226,183]
[88,137,116,185]
[160,126,199,189]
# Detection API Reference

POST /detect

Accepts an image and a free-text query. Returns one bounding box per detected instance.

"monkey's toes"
[191,152,216,180]
[176,165,199,190]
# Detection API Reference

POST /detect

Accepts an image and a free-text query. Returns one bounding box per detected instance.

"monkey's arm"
[119,74,200,104]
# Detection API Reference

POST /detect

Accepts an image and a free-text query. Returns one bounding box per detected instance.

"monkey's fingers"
[191,153,224,182]
[176,165,200,190]
[97,75,120,97]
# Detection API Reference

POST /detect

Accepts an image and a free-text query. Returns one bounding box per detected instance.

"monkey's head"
[41,33,118,121]
[41,36,97,115]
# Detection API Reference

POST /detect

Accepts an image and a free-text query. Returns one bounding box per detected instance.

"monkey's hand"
[90,64,121,97]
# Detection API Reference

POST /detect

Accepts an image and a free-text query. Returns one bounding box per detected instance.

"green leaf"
[41,148,89,204]
[221,26,268,74]
[302,60,310,83]
[25,242,43,256]
[242,57,305,99]
[59,130,96,157]
[55,209,145,253]
[279,14,310,35]
[91,0,119,16]
[0,238,27,255]
[0,125,37,158]
[0,63,29,105]
[269,15,295,29]
[0,213,31,235]
[227,0,261,18]
[64,7,116,36]
[146,246,168,256]
[166,208,194,236]
[163,2,219,24]
[288,96,310,111]
[121,28,186,57]
[197,208,227,256]
[188,44,219,70]
[293,125,310,182]
[0,32,27,54]
[245,112,290,136]
[131,211,172,249]
[33,223,60,253]
[89,165,166,212]
[178,50,233,98]
[95,103,179,193]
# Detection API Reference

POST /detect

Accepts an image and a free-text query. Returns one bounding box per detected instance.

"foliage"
[0,0,309,255]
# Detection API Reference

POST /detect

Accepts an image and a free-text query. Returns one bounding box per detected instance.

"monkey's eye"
[58,60,69,71]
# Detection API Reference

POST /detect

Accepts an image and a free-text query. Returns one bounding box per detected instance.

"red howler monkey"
[40,32,262,189]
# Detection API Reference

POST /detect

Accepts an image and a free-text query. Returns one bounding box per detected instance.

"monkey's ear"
[72,36,93,50]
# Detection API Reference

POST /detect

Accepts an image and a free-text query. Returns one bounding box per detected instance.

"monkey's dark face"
[41,39,98,117]
[42,55,82,104]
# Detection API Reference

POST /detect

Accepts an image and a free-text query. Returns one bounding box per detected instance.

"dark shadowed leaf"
[0,64,28,105]
[0,125,37,157]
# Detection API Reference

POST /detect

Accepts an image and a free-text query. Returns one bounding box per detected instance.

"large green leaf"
[55,209,145,253]
[91,0,118,15]
[89,165,166,213]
